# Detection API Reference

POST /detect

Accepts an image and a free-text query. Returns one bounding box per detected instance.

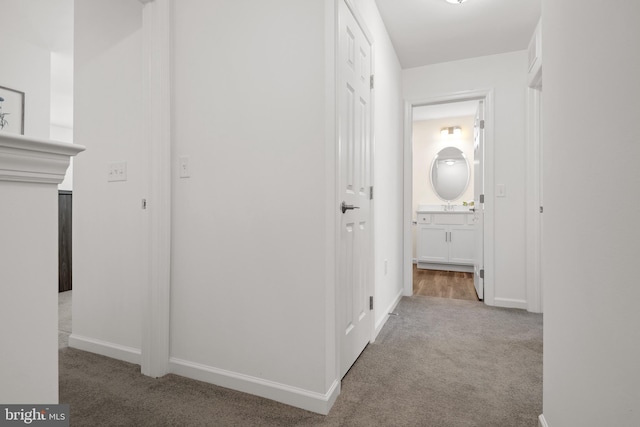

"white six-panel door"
[338,0,373,378]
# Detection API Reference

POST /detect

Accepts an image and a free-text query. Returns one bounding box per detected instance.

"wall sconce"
[441,126,462,137]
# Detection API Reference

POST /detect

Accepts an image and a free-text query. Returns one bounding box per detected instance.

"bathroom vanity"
[416,207,475,272]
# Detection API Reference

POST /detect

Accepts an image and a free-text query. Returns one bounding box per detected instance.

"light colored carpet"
[59,296,542,426]
[58,290,72,349]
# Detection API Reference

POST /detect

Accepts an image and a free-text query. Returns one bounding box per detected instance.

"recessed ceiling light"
[445,0,468,4]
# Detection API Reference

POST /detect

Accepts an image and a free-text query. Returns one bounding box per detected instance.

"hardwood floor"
[413,264,479,301]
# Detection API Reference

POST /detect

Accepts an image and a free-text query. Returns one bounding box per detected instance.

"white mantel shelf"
[0,133,85,184]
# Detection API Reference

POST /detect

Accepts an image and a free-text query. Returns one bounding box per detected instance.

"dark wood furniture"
[59,190,72,292]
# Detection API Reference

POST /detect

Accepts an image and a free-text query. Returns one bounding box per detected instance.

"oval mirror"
[430,146,469,202]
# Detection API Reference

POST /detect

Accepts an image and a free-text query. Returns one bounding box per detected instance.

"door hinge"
[540,206,544,213]
[369,296,373,310]
[142,198,147,210]
[479,269,485,279]
[369,186,374,200]
[370,75,374,90]
[480,119,485,129]
[479,194,484,204]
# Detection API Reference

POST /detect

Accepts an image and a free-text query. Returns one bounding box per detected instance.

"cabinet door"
[417,225,448,263]
[449,226,475,265]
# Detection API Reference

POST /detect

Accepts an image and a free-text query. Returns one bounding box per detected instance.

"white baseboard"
[493,297,528,310]
[538,414,549,427]
[68,334,141,365]
[169,357,340,415]
[373,288,404,340]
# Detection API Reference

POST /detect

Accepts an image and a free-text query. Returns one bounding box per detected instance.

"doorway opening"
[411,101,480,301]
[403,90,494,305]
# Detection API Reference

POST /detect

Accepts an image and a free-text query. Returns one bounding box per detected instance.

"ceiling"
[0,0,73,53]
[374,0,541,69]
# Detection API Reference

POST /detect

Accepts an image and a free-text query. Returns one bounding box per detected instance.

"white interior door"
[338,0,373,378]
[473,101,485,300]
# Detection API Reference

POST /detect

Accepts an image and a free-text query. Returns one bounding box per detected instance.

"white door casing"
[338,0,374,378]
[473,101,485,300]
[404,91,494,305]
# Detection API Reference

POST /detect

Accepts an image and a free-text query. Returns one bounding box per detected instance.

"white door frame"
[335,0,376,378]
[403,90,495,306]
[525,86,543,313]
[140,0,172,378]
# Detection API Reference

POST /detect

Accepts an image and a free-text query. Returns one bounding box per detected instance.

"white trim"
[493,297,528,310]
[325,0,339,390]
[169,358,340,415]
[343,0,374,45]
[402,90,495,306]
[373,288,403,339]
[140,0,172,378]
[526,87,543,313]
[69,334,141,365]
[403,102,414,296]
[0,133,84,184]
[416,262,474,273]
[538,414,549,427]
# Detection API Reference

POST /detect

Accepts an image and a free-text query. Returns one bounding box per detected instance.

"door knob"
[341,201,360,214]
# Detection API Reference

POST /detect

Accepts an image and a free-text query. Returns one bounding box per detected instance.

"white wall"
[51,124,73,190]
[541,2,640,426]
[0,35,51,138]
[170,0,331,397]
[352,0,405,335]
[51,51,74,191]
[412,116,474,258]
[72,0,146,361]
[403,51,528,308]
[71,0,402,413]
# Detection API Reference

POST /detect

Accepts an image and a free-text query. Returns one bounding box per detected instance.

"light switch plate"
[497,184,506,197]
[108,161,127,182]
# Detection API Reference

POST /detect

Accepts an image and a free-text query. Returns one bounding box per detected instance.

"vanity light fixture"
[441,126,462,137]
[445,0,468,4]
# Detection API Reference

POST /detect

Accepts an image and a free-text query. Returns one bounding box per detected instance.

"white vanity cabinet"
[416,211,475,272]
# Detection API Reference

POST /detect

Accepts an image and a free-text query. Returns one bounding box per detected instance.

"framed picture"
[0,85,25,135]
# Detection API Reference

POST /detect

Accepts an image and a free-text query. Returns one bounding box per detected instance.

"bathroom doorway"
[411,101,479,301]
[403,90,494,304]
